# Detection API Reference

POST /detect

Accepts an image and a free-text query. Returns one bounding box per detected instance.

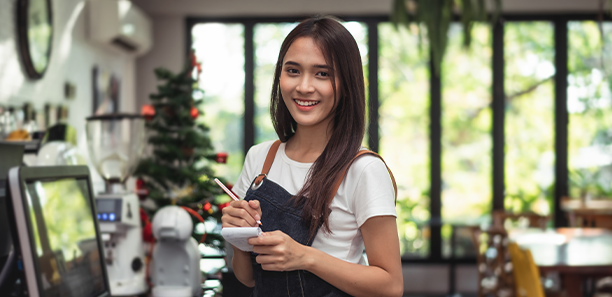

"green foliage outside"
[504,22,556,216]
[189,20,612,258]
[379,23,431,257]
[568,21,612,200]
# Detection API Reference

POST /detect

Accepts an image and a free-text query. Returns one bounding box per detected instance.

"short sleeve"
[349,157,397,228]
[232,141,275,199]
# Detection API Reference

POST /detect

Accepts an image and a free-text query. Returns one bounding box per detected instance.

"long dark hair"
[270,15,366,238]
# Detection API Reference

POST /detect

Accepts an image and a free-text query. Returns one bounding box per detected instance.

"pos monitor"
[8,165,110,297]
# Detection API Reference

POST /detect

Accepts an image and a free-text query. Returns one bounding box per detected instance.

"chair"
[492,210,549,230]
[469,226,514,297]
[508,242,545,297]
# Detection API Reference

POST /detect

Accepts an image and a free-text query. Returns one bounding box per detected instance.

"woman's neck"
[285,124,332,163]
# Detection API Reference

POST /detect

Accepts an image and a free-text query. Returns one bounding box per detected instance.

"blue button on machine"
[109,213,116,221]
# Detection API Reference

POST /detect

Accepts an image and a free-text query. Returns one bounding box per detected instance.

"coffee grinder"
[86,114,147,296]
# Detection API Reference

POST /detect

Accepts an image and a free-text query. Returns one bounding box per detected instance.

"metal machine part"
[86,114,148,296]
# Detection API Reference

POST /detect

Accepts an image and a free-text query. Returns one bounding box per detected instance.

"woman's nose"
[296,76,315,94]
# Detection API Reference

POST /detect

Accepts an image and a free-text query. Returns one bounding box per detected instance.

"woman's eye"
[317,72,329,77]
[286,68,299,74]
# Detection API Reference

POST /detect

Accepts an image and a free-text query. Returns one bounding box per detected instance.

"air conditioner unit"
[88,0,152,56]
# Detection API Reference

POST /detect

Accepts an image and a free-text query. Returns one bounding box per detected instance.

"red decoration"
[143,222,154,243]
[225,182,233,191]
[190,50,202,75]
[215,152,228,163]
[190,50,197,68]
[190,106,199,119]
[139,208,154,243]
[141,105,155,121]
[203,202,212,211]
[218,202,230,211]
[135,178,149,200]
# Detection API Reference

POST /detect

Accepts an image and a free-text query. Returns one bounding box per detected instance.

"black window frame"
[186,13,612,266]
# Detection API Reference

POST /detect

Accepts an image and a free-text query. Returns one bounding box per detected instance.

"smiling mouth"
[294,99,320,107]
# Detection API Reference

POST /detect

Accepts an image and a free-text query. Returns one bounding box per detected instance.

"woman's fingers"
[248,200,262,222]
[220,200,261,227]
[249,231,305,272]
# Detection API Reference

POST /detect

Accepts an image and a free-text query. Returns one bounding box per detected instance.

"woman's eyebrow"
[284,61,331,69]
[284,61,300,66]
[313,64,331,69]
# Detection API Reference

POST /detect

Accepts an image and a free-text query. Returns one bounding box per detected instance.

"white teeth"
[295,99,319,106]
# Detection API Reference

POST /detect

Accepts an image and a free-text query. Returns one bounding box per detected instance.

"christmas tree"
[134,50,231,250]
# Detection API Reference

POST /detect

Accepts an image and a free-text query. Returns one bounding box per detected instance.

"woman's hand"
[221,200,262,228]
[248,230,309,271]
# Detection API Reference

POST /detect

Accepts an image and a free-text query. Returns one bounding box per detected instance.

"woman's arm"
[249,215,403,297]
[231,247,255,287]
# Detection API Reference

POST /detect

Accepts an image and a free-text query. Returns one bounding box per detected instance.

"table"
[561,198,612,229]
[509,228,612,297]
[561,198,612,213]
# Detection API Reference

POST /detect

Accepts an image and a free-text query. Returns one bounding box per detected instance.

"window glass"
[192,23,245,183]
[567,21,612,200]
[441,23,492,258]
[379,23,430,258]
[504,22,555,215]
[254,23,298,144]
[343,22,370,146]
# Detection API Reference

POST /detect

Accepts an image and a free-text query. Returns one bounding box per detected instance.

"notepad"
[221,227,263,252]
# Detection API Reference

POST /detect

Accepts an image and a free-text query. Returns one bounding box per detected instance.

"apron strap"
[255,140,398,203]
[254,140,282,186]
[332,150,398,203]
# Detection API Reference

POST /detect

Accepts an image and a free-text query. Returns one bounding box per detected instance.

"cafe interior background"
[1,0,611,296]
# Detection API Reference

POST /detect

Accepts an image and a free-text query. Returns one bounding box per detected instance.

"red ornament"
[190,106,199,119]
[141,104,155,121]
[203,202,212,211]
[218,202,230,211]
[190,50,197,68]
[143,222,154,243]
[215,152,228,163]
[225,182,233,191]
[139,208,154,243]
[136,178,149,200]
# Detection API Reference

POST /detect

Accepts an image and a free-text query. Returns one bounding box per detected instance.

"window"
[568,21,612,200]
[379,23,430,258]
[441,23,492,258]
[192,23,245,182]
[504,22,555,215]
[189,16,612,263]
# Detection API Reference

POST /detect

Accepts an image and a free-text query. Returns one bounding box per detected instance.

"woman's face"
[280,37,340,131]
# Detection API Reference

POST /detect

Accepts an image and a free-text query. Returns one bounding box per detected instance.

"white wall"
[0,0,138,191]
[132,0,604,17]
[135,15,185,110]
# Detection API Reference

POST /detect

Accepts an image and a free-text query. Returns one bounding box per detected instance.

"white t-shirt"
[233,140,397,265]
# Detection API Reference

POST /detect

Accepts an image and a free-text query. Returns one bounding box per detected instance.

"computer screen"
[0,143,25,295]
[0,143,24,260]
[8,166,110,297]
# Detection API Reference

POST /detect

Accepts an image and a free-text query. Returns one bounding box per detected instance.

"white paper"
[221,227,262,252]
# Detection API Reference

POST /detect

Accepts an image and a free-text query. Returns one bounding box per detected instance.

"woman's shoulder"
[346,150,393,184]
[245,139,279,161]
[351,149,389,171]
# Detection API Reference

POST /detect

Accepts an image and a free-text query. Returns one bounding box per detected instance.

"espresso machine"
[86,114,147,296]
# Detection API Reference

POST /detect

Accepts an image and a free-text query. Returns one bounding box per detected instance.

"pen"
[214,178,262,226]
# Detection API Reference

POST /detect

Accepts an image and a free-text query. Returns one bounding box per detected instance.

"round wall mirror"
[17,0,53,79]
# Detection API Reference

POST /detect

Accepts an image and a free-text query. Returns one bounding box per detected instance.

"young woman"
[221,15,403,297]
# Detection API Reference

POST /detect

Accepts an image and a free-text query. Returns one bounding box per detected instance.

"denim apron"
[243,140,397,297]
